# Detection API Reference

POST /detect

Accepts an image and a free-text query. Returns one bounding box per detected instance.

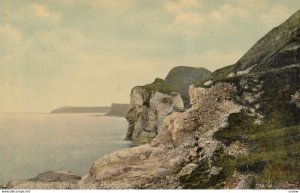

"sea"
[0,113,131,185]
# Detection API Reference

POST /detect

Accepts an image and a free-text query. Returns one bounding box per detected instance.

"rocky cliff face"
[125,79,184,144]
[6,9,300,190]
[125,67,211,145]
[9,82,239,189]
[87,9,300,189]
[85,82,242,189]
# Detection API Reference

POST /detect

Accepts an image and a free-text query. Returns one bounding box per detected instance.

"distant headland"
[50,106,111,114]
[50,104,130,117]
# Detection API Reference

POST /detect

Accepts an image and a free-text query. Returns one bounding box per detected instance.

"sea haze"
[0,113,131,185]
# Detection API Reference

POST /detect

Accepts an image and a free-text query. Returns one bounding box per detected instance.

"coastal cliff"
[50,106,111,114]
[5,9,300,190]
[125,78,184,144]
[124,67,211,145]
[83,82,242,188]
[105,103,130,117]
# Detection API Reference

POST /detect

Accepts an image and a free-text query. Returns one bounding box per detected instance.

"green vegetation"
[194,76,214,88]
[181,10,300,189]
[180,148,236,189]
[211,65,235,82]
[214,67,300,187]
[180,65,300,188]
[179,160,211,189]
[143,78,177,95]
[165,66,211,107]
[211,9,300,81]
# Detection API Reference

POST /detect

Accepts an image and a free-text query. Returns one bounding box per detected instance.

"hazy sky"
[0,0,299,113]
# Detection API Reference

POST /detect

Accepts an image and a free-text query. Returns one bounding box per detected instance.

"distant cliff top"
[50,106,111,114]
[105,103,130,117]
[141,78,177,95]
[165,66,211,107]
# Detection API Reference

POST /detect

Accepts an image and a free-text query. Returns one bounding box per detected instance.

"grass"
[213,67,300,187]
[180,148,237,189]
[214,114,300,187]
[143,78,177,95]
[180,66,300,188]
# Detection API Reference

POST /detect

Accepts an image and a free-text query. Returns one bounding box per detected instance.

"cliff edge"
[5,9,300,190]
[125,78,184,144]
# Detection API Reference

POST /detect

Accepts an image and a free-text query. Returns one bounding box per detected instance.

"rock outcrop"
[7,83,242,189]
[5,171,81,189]
[125,66,213,145]
[165,66,211,107]
[5,9,300,190]
[125,78,184,144]
[86,82,242,188]
[86,9,300,189]
[291,91,300,109]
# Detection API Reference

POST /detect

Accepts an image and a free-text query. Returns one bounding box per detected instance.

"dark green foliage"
[143,78,177,94]
[214,111,257,145]
[179,160,211,189]
[211,148,237,184]
[184,10,300,189]
[180,148,236,189]
[214,67,300,187]
[257,67,300,126]
[180,66,299,188]
[212,65,235,81]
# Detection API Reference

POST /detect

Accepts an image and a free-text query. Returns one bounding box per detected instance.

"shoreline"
[0,113,131,188]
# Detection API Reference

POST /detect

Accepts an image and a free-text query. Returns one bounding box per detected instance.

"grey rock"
[125,85,184,145]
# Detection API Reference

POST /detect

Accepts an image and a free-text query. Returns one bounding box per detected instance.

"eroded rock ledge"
[6,83,243,189]
[84,82,243,189]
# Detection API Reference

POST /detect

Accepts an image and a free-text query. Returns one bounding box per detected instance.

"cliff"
[125,78,184,144]
[6,9,300,190]
[8,83,241,189]
[50,106,111,114]
[86,82,243,188]
[105,103,130,117]
[165,66,211,107]
[212,9,300,80]
[88,9,300,189]
[124,67,211,145]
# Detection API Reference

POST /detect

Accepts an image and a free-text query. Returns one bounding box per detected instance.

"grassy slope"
[212,9,300,81]
[213,67,300,188]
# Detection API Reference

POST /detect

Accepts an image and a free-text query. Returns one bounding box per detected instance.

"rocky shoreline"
[3,9,300,190]
[3,83,246,189]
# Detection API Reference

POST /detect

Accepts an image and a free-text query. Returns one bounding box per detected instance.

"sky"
[0,0,299,113]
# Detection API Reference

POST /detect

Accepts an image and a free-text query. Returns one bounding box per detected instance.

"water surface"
[0,113,130,185]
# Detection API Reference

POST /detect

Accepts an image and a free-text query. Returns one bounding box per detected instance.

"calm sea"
[0,113,131,185]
